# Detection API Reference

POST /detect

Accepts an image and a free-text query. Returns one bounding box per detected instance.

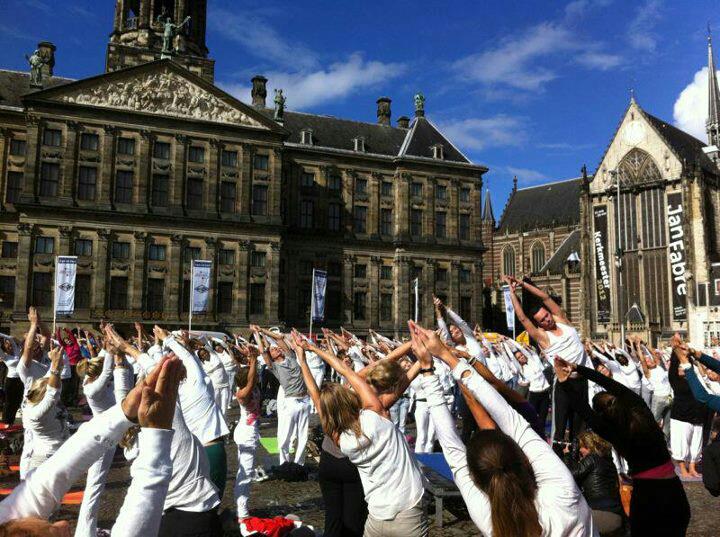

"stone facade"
[0,1,487,335]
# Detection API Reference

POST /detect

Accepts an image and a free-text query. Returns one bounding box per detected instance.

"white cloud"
[209,8,318,71]
[506,166,549,184]
[564,0,613,20]
[436,115,527,151]
[576,51,623,70]
[673,66,712,141]
[452,13,621,94]
[627,0,662,52]
[452,22,570,92]
[221,54,405,110]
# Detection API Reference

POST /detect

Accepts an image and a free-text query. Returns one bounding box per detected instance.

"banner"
[666,192,688,321]
[502,285,515,331]
[412,278,419,321]
[54,256,77,315]
[191,260,212,314]
[593,205,612,323]
[311,269,327,322]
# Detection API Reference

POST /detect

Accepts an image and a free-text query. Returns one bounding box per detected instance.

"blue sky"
[0,0,714,215]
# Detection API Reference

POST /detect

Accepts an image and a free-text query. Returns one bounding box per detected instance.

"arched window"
[617,148,662,186]
[502,246,516,277]
[531,242,546,273]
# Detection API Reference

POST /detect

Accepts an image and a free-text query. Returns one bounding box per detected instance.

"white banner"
[502,285,515,331]
[55,256,77,315]
[311,269,327,322]
[191,260,212,314]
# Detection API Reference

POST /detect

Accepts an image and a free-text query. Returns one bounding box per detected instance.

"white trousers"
[670,419,703,463]
[19,429,33,481]
[233,423,259,519]
[309,364,325,413]
[277,394,310,465]
[390,397,410,434]
[414,401,436,454]
[75,447,115,537]
[214,386,230,419]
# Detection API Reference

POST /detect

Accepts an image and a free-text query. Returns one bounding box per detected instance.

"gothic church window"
[502,246,516,277]
[617,148,662,186]
[531,242,546,273]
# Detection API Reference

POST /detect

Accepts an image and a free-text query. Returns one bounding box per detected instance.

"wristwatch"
[419,366,435,375]
[49,369,62,376]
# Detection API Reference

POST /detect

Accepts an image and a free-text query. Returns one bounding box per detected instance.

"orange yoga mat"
[0,488,84,504]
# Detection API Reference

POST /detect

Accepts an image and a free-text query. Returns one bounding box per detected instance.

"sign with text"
[666,192,687,321]
[191,260,212,314]
[311,269,327,322]
[593,205,611,323]
[54,256,77,315]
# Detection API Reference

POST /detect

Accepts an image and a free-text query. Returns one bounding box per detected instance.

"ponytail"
[77,357,103,380]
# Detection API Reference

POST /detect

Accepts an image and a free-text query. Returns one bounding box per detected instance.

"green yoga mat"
[259,437,295,455]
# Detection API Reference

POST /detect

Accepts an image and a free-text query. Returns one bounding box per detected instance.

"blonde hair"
[26,378,49,405]
[578,431,612,457]
[365,360,404,394]
[76,358,104,380]
[318,382,362,440]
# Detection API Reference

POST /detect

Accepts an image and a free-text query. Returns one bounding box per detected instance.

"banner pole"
[52,256,57,335]
[188,261,194,333]
[309,269,315,339]
[414,278,419,322]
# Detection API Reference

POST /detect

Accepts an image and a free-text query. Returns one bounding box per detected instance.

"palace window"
[250,251,266,268]
[354,264,367,279]
[117,137,135,156]
[9,139,26,156]
[411,182,423,197]
[251,185,268,215]
[6,171,22,203]
[460,187,470,203]
[531,242,546,273]
[112,242,130,260]
[254,154,269,171]
[34,236,54,254]
[151,175,169,207]
[249,283,265,315]
[435,211,446,238]
[355,178,367,195]
[436,267,448,283]
[219,249,234,266]
[301,172,315,188]
[411,209,423,237]
[217,281,233,314]
[43,129,62,147]
[74,239,93,257]
[381,265,392,280]
[460,267,471,283]
[75,274,91,309]
[328,203,341,231]
[1,242,17,259]
[221,150,238,167]
[148,244,166,261]
[459,213,470,240]
[300,129,314,145]
[188,146,205,163]
[300,200,314,228]
[353,291,367,321]
[503,246,516,277]
[328,174,341,192]
[460,296,472,321]
[432,144,444,160]
[353,206,367,234]
[109,277,128,310]
[40,162,60,197]
[380,208,393,236]
[153,141,171,159]
[31,272,53,307]
[0,276,15,307]
[146,278,165,313]
[436,185,447,201]
[353,136,365,152]
[380,293,393,321]
[80,133,99,151]
[381,181,392,196]
[77,166,97,201]
[115,170,133,203]
[185,246,201,261]
[186,178,203,209]
[220,181,236,213]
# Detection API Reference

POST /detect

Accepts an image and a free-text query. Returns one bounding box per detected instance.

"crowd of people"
[0,274,718,536]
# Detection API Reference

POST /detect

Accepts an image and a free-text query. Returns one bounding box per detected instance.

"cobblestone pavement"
[4,408,719,536]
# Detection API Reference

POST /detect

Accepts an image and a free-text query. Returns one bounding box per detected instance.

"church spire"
[482,188,495,224]
[707,28,720,147]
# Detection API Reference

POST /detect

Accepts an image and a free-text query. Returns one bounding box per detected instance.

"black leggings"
[2,377,23,425]
[630,477,690,536]
[552,377,587,453]
[528,388,551,433]
[318,450,367,537]
[158,506,223,537]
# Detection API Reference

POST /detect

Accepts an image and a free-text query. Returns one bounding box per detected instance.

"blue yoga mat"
[416,453,454,482]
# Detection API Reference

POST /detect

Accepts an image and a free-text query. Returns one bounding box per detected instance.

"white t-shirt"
[648,367,671,398]
[339,410,425,520]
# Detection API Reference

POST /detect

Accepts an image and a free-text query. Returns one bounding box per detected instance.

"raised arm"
[290,333,322,416]
[445,304,482,357]
[517,277,568,322]
[433,296,451,342]
[235,346,258,402]
[21,307,40,368]
[500,276,545,346]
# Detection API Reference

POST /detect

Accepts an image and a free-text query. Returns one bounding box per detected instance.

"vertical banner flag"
[311,269,327,322]
[666,192,688,321]
[593,205,612,323]
[502,285,515,331]
[413,278,419,321]
[54,256,77,315]
[191,260,212,314]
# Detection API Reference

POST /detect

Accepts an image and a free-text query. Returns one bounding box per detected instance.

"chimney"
[37,41,56,78]
[251,75,268,108]
[397,116,410,129]
[376,97,391,126]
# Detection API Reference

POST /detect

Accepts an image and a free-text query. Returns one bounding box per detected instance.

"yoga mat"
[0,488,84,504]
[259,437,279,454]
[416,453,454,482]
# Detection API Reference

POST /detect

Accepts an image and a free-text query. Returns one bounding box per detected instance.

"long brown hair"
[466,429,542,537]
[318,382,362,441]
[365,360,403,394]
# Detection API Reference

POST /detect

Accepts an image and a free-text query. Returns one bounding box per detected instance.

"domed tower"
[106,0,214,82]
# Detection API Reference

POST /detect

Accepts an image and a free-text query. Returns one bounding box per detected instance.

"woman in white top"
[22,346,68,472]
[75,336,134,537]
[233,337,261,521]
[408,321,596,537]
[293,332,427,537]
[0,334,23,425]
[0,354,182,537]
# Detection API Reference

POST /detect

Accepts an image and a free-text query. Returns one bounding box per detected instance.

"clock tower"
[106,0,214,82]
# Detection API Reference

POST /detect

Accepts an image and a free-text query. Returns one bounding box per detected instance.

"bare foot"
[689,463,702,478]
[678,462,690,478]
